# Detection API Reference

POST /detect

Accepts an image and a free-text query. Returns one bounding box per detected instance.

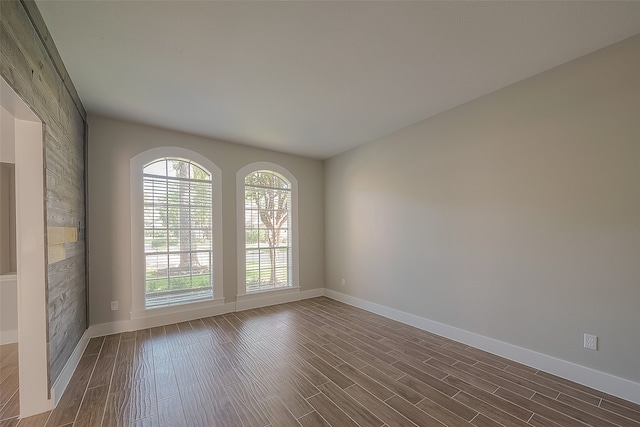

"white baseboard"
[87,287,325,338]
[300,288,325,300]
[51,328,90,406]
[236,287,324,311]
[89,302,237,337]
[0,329,18,345]
[323,288,640,405]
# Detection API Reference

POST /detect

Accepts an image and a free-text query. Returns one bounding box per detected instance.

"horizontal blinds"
[143,167,213,308]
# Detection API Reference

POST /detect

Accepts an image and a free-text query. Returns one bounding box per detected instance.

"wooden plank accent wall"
[0,0,87,385]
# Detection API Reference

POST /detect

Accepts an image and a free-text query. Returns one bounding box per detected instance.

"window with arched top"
[131,147,223,317]
[143,157,213,307]
[237,163,299,299]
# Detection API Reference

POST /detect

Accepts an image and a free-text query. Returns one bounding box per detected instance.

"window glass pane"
[144,229,167,254]
[144,159,167,176]
[166,206,180,227]
[145,254,167,278]
[166,159,189,178]
[258,229,269,248]
[190,163,210,181]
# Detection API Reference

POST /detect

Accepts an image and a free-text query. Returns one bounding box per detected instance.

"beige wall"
[0,275,17,344]
[88,115,324,324]
[0,107,16,275]
[0,163,16,274]
[0,111,17,339]
[324,35,640,382]
[1,106,15,163]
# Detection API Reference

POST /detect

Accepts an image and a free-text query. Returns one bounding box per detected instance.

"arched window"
[131,147,223,316]
[237,163,298,297]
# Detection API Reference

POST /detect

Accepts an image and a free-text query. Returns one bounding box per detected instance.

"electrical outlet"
[584,334,598,350]
[341,278,346,287]
[111,301,119,311]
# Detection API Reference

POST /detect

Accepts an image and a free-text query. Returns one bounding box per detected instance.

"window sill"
[130,297,225,320]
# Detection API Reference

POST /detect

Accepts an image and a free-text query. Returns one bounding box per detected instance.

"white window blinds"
[143,158,214,308]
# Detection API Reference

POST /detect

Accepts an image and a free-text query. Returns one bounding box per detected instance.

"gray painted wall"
[324,35,640,383]
[87,115,324,325]
[0,0,87,384]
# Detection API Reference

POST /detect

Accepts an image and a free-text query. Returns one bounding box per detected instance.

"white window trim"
[130,147,224,319]
[236,162,299,299]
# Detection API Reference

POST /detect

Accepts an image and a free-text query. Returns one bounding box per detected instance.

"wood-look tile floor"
[0,342,20,425]
[14,297,640,427]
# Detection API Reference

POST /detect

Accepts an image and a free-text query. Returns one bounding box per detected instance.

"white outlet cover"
[584,334,598,350]
[111,301,119,311]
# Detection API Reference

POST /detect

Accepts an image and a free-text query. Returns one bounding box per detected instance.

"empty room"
[0,1,639,426]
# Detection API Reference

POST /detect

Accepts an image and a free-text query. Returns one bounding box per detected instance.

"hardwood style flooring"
[11,297,640,427]
[0,343,19,424]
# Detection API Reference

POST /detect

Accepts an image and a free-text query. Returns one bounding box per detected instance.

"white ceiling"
[37,1,640,159]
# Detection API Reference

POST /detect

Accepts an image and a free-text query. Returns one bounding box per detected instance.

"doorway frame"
[1,76,52,417]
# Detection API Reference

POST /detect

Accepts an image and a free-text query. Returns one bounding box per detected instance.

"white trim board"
[323,288,640,405]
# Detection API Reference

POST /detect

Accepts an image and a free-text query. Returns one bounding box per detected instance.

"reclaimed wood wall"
[0,0,87,385]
